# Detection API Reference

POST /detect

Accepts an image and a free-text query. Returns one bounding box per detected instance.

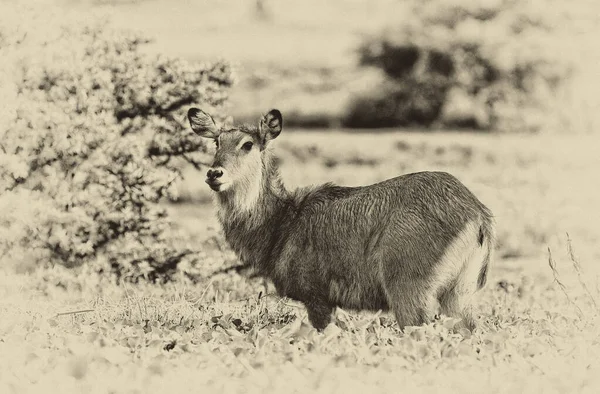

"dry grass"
[0,245,598,393]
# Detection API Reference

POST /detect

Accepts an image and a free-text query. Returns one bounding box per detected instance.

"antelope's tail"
[476,214,496,290]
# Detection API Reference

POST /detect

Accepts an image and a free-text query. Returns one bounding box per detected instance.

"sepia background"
[1,0,599,392]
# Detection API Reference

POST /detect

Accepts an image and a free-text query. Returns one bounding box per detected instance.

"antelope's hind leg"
[378,220,439,331]
[438,280,477,332]
[383,276,438,331]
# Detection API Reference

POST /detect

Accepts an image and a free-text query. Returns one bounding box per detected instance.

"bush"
[344,0,571,132]
[0,5,234,282]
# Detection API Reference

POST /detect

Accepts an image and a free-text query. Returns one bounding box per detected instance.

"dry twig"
[547,247,583,318]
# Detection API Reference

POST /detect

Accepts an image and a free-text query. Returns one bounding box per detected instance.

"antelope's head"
[187,108,282,194]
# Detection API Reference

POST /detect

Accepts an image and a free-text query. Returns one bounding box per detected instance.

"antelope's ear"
[188,108,221,138]
[258,109,282,145]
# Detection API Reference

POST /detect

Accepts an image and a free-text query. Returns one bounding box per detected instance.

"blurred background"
[88,0,600,132]
[1,0,600,284]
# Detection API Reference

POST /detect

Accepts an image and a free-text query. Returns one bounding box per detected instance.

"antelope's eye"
[241,141,253,151]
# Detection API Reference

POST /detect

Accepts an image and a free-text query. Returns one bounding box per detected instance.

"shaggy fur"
[188,108,496,332]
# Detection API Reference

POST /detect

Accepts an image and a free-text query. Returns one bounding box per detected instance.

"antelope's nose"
[206,169,223,181]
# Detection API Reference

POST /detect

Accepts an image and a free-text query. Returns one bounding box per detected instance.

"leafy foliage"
[0,6,234,281]
[344,0,571,132]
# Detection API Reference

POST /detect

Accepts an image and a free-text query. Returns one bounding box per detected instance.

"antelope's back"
[287,170,492,268]
[296,171,491,230]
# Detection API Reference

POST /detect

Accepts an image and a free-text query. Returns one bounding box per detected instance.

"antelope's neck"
[215,167,293,274]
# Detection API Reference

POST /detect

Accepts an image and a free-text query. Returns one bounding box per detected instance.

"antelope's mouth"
[205,179,228,192]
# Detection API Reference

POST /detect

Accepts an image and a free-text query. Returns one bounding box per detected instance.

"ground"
[1,131,599,393]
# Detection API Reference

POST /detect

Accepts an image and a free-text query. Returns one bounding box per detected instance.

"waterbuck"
[187,107,495,332]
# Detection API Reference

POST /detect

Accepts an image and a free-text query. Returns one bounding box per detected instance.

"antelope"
[187,107,495,332]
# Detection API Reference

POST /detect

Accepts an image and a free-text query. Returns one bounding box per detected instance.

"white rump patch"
[432,220,487,295]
